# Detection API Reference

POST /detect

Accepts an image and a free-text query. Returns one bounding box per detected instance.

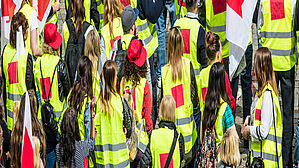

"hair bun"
[205,30,214,47]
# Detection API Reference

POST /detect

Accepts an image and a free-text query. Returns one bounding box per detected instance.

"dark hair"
[9,12,29,48]
[186,0,197,10]
[59,107,80,167]
[202,63,230,133]
[254,47,278,97]
[68,56,93,113]
[205,30,221,61]
[122,53,147,87]
[72,0,85,36]
[101,60,117,114]
[10,90,46,168]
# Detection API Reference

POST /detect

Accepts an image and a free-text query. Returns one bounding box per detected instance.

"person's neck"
[187,9,197,14]
[209,59,220,65]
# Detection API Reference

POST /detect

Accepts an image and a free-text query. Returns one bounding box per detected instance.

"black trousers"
[275,66,295,168]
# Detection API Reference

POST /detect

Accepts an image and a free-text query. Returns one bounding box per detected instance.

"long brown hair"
[202,63,230,133]
[167,27,184,81]
[9,12,28,48]
[254,47,278,97]
[10,90,46,168]
[68,56,93,114]
[100,60,117,115]
[72,0,85,36]
[104,0,123,39]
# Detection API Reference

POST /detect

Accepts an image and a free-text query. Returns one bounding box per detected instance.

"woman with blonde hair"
[161,27,199,166]
[10,90,46,168]
[142,95,185,167]
[85,29,102,99]
[101,0,123,58]
[34,23,71,168]
[218,127,240,168]
[242,47,282,168]
[32,136,44,168]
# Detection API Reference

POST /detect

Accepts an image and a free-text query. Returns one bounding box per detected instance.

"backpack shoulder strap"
[66,19,76,34]
[164,129,179,168]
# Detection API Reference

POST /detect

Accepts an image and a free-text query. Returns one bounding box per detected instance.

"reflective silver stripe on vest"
[207,24,226,33]
[297,38,299,43]
[143,26,157,46]
[139,141,147,152]
[97,0,102,6]
[136,121,147,132]
[176,114,194,126]
[194,68,200,76]
[95,142,127,152]
[95,159,130,168]
[260,31,294,38]
[266,134,282,144]
[269,47,295,56]
[137,20,149,32]
[252,150,281,162]
[100,13,104,20]
[7,92,22,101]
[184,134,192,143]
[7,109,13,118]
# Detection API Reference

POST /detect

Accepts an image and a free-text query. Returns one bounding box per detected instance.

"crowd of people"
[0,0,299,167]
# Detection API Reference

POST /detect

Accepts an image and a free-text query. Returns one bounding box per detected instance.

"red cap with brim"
[127,39,147,67]
[44,23,62,49]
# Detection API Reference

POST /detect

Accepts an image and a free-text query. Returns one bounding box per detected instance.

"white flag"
[226,0,257,79]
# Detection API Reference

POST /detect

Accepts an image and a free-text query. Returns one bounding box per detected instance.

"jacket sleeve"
[122,98,132,138]
[91,0,100,30]
[197,26,208,69]
[190,63,199,108]
[26,54,35,91]
[140,141,152,168]
[225,72,235,113]
[57,59,71,102]
[137,0,165,24]
[198,0,206,27]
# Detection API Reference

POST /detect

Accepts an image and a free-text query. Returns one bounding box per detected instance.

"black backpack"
[40,61,58,136]
[65,19,91,85]
[114,36,139,93]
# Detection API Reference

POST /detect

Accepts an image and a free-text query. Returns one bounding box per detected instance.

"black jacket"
[140,121,185,168]
[137,0,165,24]
[56,59,72,102]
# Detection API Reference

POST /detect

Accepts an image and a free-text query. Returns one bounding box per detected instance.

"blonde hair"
[104,0,123,39]
[32,136,41,168]
[85,29,101,76]
[167,27,184,81]
[159,95,176,123]
[42,43,59,56]
[220,127,240,166]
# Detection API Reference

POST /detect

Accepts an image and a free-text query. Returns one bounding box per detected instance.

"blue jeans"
[156,0,176,78]
[46,150,56,168]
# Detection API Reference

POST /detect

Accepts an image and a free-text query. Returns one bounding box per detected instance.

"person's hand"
[91,96,96,112]
[53,0,60,13]
[242,126,250,140]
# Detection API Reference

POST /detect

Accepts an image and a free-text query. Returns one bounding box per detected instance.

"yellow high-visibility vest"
[161,57,197,153]
[3,44,30,130]
[250,83,283,168]
[260,0,296,71]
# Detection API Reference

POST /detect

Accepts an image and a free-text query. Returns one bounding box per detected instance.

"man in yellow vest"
[65,0,100,30]
[174,0,208,90]
[257,0,297,166]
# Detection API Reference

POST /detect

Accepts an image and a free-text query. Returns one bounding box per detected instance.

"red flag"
[21,92,34,168]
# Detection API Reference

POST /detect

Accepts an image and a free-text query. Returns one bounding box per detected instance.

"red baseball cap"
[127,39,147,67]
[44,23,62,49]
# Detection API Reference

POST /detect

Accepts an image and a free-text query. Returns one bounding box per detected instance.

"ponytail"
[205,30,221,61]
